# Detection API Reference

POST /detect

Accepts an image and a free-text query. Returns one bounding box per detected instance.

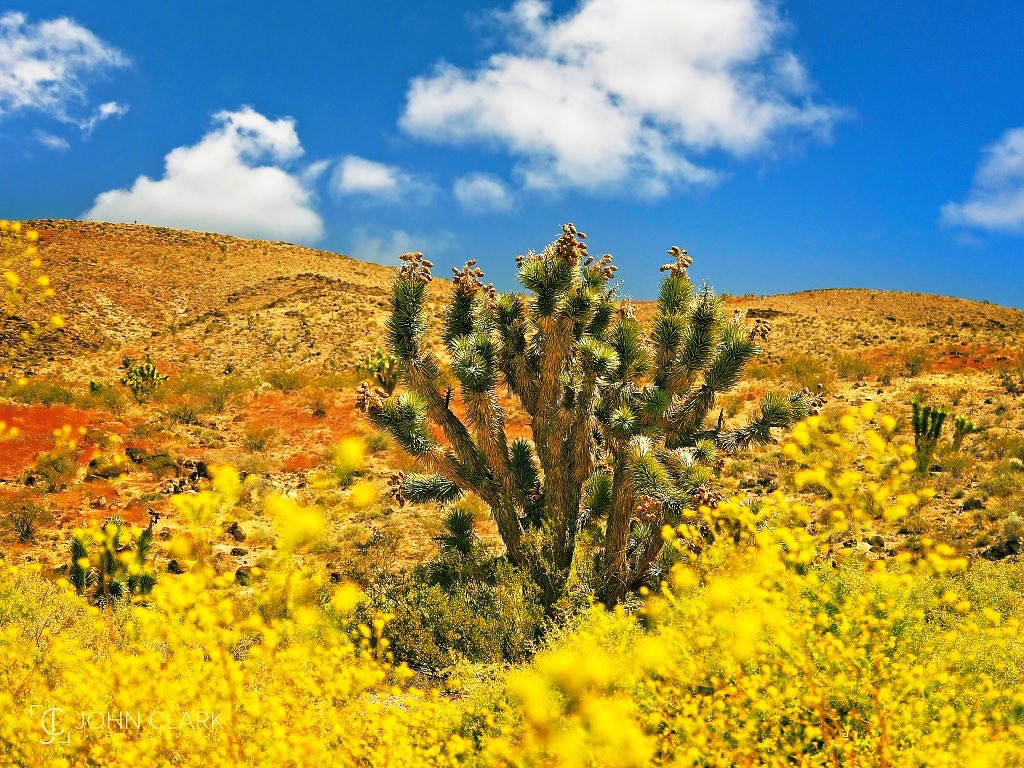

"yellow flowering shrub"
[1,220,62,371]
[2,408,1023,766]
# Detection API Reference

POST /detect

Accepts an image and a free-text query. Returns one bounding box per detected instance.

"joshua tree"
[358,224,814,606]
[911,398,947,472]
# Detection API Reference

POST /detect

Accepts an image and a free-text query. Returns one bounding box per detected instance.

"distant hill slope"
[16,219,1024,378]
[20,219,454,376]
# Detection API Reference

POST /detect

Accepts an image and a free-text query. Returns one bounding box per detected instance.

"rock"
[962,498,986,512]
[235,567,251,586]
[158,527,172,540]
[167,559,185,574]
[226,522,247,542]
[230,547,248,557]
[868,534,885,550]
[329,571,342,583]
[981,538,1022,562]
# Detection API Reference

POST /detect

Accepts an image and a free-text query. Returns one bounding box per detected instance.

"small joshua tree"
[358,224,814,606]
[356,348,400,394]
[121,354,168,403]
[68,516,157,607]
[911,398,947,472]
[951,415,976,452]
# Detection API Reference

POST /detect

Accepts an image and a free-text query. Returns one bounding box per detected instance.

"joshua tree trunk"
[358,224,814,607]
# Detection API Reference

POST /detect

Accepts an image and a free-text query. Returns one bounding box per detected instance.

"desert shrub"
[940,450,975,479]
[1003,513,1024,543]
[163,368,254,412]
[242,425,276,452]
[983,461,1024,499]
[364,431,391,455]
[0,376,75,406]
[264,368,304,392]
[999,363,1024,395]
[1,498,50,543]
[82,381,131,414]
[309,389,330,417]
[832,349,873,380]
[778,353,833,391]
[166,402,204,425]
[901,346,930,377]
[366,512,545,674]
[24,426,81,491]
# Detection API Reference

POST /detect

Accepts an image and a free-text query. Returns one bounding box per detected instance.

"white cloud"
[346,226,455,265]
[78,99,128,134]
[331,155,435,203]
[401,0,840,196]
[453,172,515,213]
[0,11,128,130]
[33,129,70,151]
[85,107,324,243]
[941,127,1024,234]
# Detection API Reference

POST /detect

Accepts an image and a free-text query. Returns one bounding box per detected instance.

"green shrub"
[901,347,930,377]
[0,378,75,406]
[2,499,50,543]
[779,354,833,391]
[832,350,873,380]
[265,369,304,392]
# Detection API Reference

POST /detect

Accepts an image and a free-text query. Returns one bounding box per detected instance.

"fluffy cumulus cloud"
[331,155,436,203]
[941,128,1024,234]
[0,11,128,131]
[453,172,515,213]
[346,226,455,265]
[401,0,839,197]
[85,107,325,243]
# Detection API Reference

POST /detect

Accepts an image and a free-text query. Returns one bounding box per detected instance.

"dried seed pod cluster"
[554,222,588,265]
[692,483,724,510]
[398,251,433,283]
[802,385,826,415]
[660,245,693,277]
[750,318,772,341]
[355,381,385,414]
[584,252,618,281]
[635,495,662,523]
[452,259,496,299]
[388,471,408,507]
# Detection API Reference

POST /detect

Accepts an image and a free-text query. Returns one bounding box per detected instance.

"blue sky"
[2,1,1024,306]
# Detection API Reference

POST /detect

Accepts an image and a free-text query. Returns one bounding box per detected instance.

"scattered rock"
[868,534,885,550]
[329,571,342,583]
[235,567,252,586]
[962,498,986,512]
[230,547,248,557]
[226,522,247,542]
[981,538,1022,561]
[158,527,172,540]
[167,559,185,574]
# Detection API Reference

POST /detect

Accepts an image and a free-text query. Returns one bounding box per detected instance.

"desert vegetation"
[2,219,1024,765]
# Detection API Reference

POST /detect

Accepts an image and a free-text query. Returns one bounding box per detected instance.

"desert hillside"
[2,219,1024,569]
[2,219,1023,575]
